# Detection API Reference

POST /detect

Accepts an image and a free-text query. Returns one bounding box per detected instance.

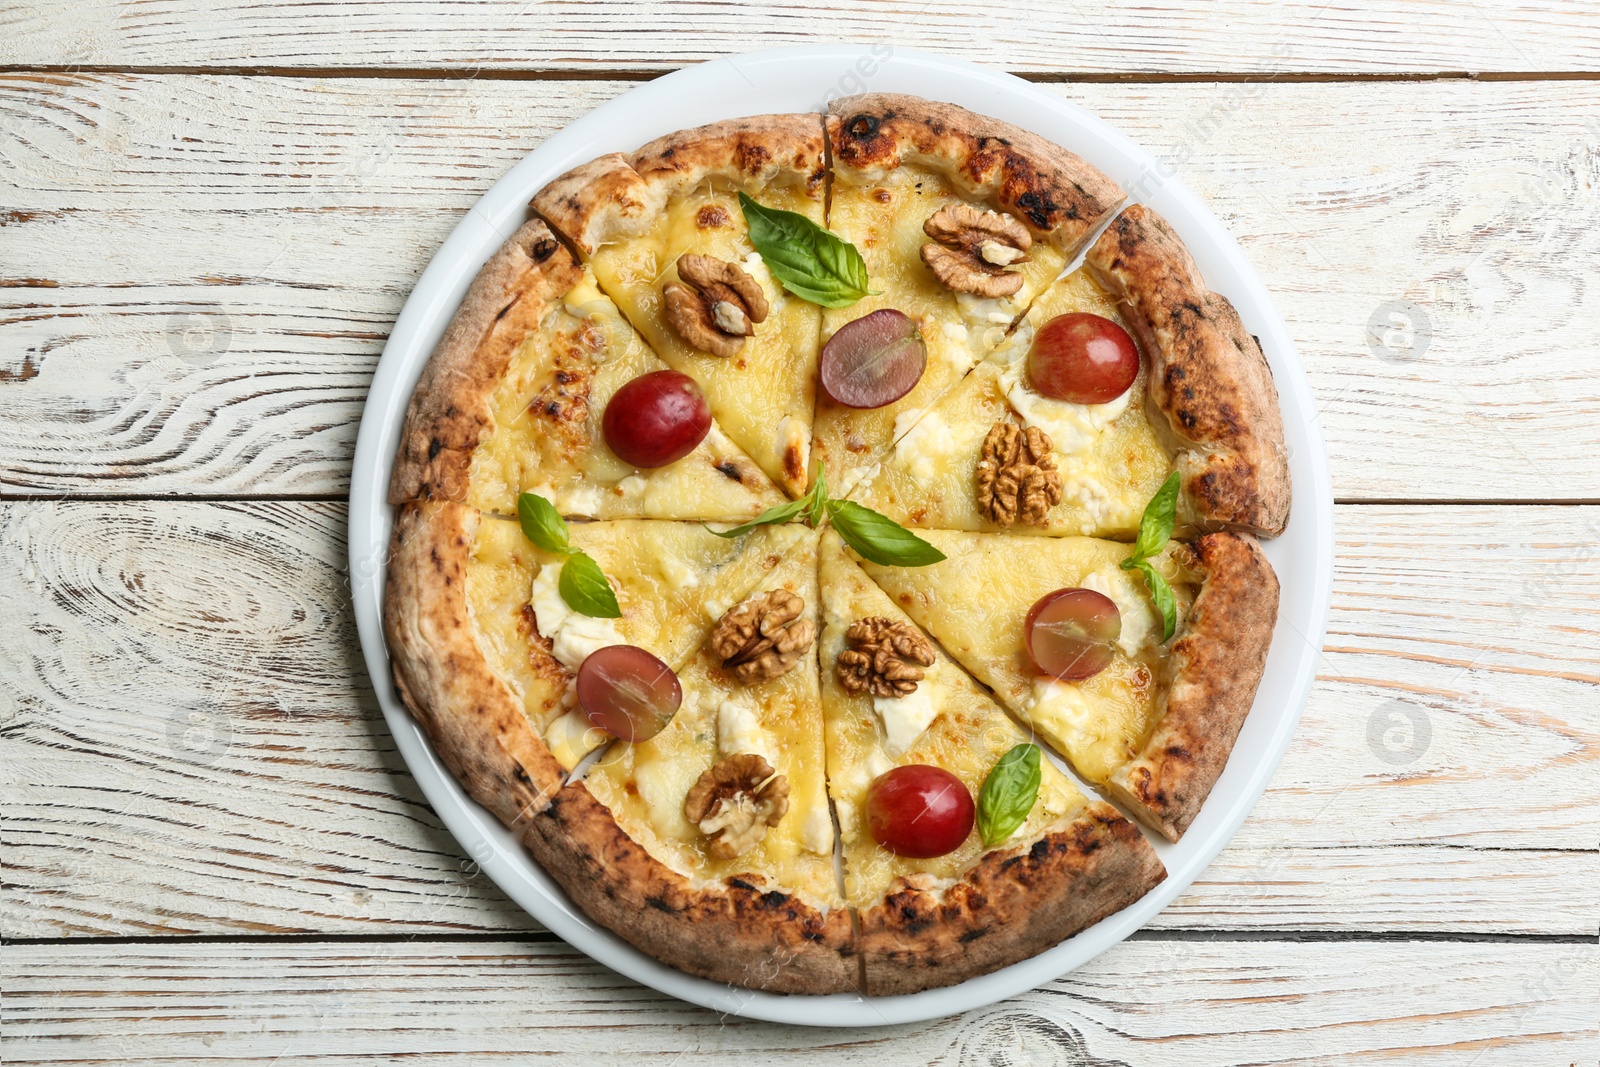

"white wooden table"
[4,5,1598,1062]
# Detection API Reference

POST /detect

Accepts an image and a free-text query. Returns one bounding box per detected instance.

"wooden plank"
[4,1,1600,74]
[3,938,1595,1064]
[4,501,1597,937]
[4,76,1599,499]
[0,500,535,936]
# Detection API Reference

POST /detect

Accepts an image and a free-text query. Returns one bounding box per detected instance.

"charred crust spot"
[1170,366,1187,380]
[728,877,757,892]
[544,401,561,416]
[715,460,744,482]
[1013,191,1054,229]
[846,114,880,139]
[695,204,730,229]
[530,238,559,263]
[959,927,990,943]
[645,895,673,913]
[759,890,790,909]
[513,766,531,784]
[735,142,772,173]
[800,928,825,943]
[427,438,444,460]
[1165,743,1193,763]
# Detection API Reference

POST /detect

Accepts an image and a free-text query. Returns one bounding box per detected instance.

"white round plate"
[349,46,1334,1027]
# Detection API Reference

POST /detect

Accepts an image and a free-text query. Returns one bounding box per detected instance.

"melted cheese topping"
[544,708,606,771]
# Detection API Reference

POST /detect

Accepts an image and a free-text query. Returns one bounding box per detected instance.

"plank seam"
[5,929,1594,947]
[1,65,1598,83]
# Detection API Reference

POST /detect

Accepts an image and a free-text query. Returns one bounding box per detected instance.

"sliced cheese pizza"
[385,94,1298,997]
[818,531,1164,993]
[389,218,783,521]
[811,94,1124,496]
[859,527,1278,841]
[534,116,827,497]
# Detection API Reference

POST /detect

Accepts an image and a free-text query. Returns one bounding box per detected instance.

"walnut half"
[976,422,1063,528]
[662,254,770,358]
[919,203,1032,298]
[710,590,816,685]
[836,617,937,698]
[683,754,789,859]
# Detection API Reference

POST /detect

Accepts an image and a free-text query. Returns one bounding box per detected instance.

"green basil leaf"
[1131,558,1178,642]
[805,464,829,528]
[1128,470,1181,562]
[558,551,621,619]
[977,743,1043,848]
[739,192,875,308]
[705,498,806,540]
[825,500,947,567]
[517,491,570,555]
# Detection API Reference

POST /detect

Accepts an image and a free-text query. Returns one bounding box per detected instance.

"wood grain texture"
[4,76,1598,498]
[3,2,1600,74]
[4,938,1595,1065]
[4,501,1597,938]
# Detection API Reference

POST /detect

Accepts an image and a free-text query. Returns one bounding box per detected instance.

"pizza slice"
[580,527,838,912]
[533,115,827,497]
[858,527,1278,841]
[389,218,784,521]
[848,203,1293,540]
[811,94,1125,496]
[528,529,857,993]
[817,531,1164,993]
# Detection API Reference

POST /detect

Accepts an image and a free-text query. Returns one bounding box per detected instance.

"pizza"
[383,92,1291,995]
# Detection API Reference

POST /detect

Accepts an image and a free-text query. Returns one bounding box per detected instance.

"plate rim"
[348,44,1335,1028]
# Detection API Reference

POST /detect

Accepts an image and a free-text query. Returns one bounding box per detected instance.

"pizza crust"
[855,801,1165,995]
[1087,204,1292,537]
[1106,531,1280,841]
[388,218,582,506]
[529,782,858,994]
[826,93,1125,253]
[383,501,569,825]
[532,113,827,256]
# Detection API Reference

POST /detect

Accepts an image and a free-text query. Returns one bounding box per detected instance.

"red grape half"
[1027,313,1139,405]
[820,309,926,409]
[576,644,683,742]
[866,764,975,858]
[1024,587,1121,681]
[602,369,711,468]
